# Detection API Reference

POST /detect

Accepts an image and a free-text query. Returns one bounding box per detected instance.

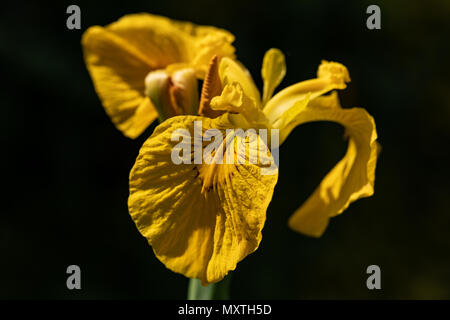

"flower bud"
[170,68,199,116]
[145,68,199,121]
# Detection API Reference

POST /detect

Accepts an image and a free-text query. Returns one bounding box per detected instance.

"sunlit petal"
[285,93,379,237]
[218,57,261,108]
[128,115,278,284]
[264,60,350,127]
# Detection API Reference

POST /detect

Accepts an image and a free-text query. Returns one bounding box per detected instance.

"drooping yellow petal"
[82,25,158,138]
[82,13,236,138]
[128,115,278,285]
[285,92,379,237]
[261,48,286,106]
[264,60,350,127]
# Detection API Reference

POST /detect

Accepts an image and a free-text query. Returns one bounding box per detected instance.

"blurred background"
[1,0,450,299]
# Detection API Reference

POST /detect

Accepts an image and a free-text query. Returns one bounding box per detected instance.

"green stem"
[187,273,232,300]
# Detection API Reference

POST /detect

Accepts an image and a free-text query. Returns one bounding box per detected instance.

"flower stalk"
[188,274,231,300]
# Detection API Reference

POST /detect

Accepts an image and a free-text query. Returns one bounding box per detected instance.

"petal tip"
[318,60,351,84]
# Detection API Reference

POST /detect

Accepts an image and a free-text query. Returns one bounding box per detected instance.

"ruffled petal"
[189,28,236,78]
[128,115,278,284]
[218,57,261,108]
[285,93,379,237]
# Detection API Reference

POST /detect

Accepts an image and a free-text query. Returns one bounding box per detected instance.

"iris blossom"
[128,50,379,285]
[82,14,379,286]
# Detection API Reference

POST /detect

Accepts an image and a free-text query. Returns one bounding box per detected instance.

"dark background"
[1,0,450,299]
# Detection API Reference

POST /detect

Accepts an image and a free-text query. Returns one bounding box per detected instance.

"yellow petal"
[128,115,278,285]
[104,13,236,75]
[82,25,158,138]
[213,58,268,127]
[82,13,235,138]
[261,48,286,106]
[286,93,379,237]
[210,82,268,128]
[264,60,350,127]
[218,57,261,108]
[210,82,244,112]
[189,28,236,78]
[272,94,311,144]
[81,17,177,138]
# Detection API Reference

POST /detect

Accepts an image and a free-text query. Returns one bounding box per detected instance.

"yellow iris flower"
[82,13,235,138]
[82,14,379,286]
[128,49,379,285]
